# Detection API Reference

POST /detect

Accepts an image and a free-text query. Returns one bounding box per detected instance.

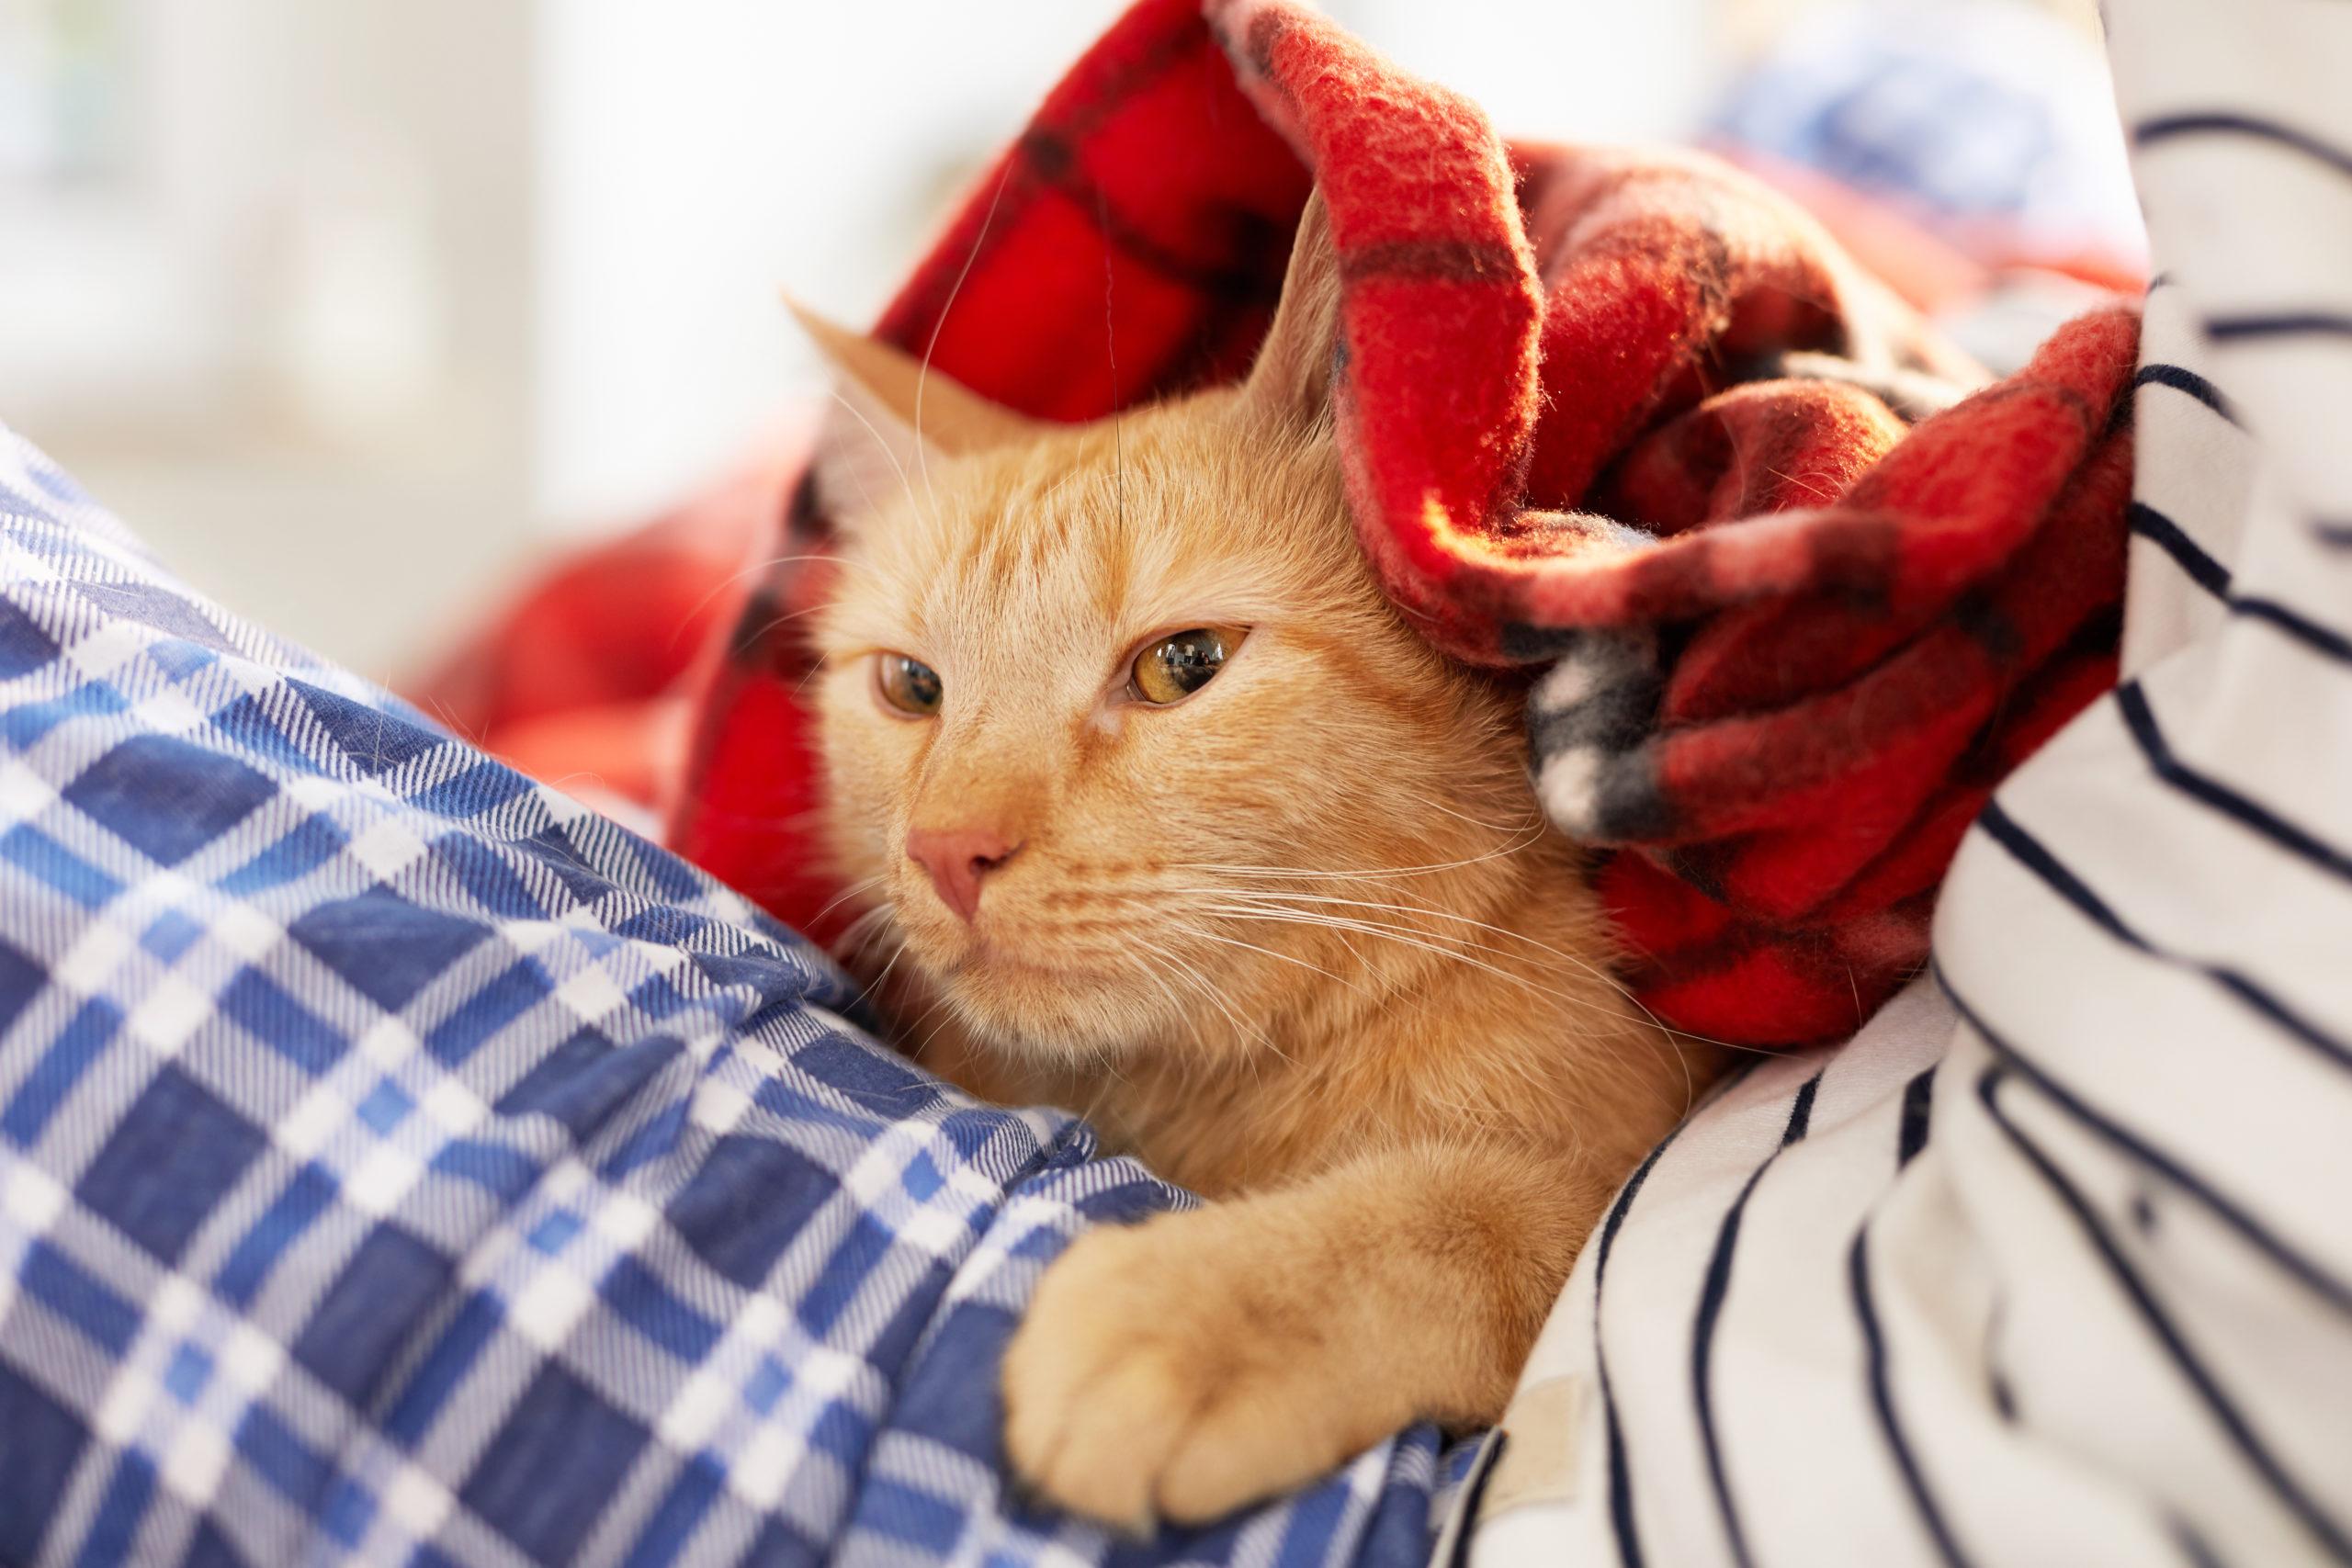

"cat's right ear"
[1241,191,1343,429]
[790,298,1038,526]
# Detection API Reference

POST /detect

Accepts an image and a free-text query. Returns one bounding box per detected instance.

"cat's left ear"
[1241,191,1343,428]
[789,299,1041,523]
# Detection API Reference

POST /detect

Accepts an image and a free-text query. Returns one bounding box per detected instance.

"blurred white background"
[0,0,1725,681]
[0,0,2111,682]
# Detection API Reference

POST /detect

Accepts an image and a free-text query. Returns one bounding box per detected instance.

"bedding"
[578,0,2135,1050]
[0,430,1458,1566]
[411,2,2150,1054]
[1464,0,2352,1561]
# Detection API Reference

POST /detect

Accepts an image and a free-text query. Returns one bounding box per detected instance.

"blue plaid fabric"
[0,424,1454,1567]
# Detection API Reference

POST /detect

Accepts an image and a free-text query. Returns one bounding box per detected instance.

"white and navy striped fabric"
[0,434,1463,1563]
[1459,1,2352,1564]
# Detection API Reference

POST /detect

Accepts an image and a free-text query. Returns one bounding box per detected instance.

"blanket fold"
[623,0,2138,1044]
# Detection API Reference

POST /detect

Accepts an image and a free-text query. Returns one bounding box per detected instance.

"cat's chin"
[923,952,1161,1065]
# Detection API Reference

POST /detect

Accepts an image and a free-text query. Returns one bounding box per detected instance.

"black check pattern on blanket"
[0,429,1462,1567]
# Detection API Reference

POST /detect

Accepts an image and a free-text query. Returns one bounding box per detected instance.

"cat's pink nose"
[906,827,1022,922]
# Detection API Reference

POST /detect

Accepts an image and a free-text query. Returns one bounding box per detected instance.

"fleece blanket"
[0,429,1453,1567]
[647,0,2143,1046]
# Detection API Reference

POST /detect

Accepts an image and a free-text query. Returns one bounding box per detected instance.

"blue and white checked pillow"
[0,425,1454,1567]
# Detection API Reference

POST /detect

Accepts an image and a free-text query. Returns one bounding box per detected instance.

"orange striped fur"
[800,199,1718,1529]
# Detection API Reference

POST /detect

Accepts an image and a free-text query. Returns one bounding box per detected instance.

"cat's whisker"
[1125,936,1242,1047]
[726,600,831,652]
[1170,825,1700,1025]
[830,898,897,952]
[845,930,904,986]
[1150,939,1293,1069]
[895,984,977,1077]
[1170,923,1361,991]
[672,798,831,829]
[1325,782,1546,839]
[1169,828,1548,885]
[831,927,891,976]
[807,874,890,930]
[1419,797,1548,836]
[1168,884,1631,991]
[1125,955,1229,1079]
[836,904,913,1005]
[1194,900,1658,1034]
[913,158,1015,530]
[1093,183,1131,548]
[668,551,876,651]
[899,984,957,1041]
[823,387,935,533]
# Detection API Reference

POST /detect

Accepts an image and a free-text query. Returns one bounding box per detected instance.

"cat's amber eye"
[876,653,944,716]
[1129,626,1245,705]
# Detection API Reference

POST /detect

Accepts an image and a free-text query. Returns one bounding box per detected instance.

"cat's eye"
[876,653,944,716]
[1129,626,1245,705]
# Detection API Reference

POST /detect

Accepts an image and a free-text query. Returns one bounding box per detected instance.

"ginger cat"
[797,197,1718,1530]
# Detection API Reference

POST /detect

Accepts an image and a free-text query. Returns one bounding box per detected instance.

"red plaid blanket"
[432,0,2139,1046]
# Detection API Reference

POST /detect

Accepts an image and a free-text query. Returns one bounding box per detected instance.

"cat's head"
[800,197,1537,1065]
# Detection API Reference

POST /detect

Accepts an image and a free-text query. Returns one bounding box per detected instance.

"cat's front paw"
[1001,1213,1385,1531]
